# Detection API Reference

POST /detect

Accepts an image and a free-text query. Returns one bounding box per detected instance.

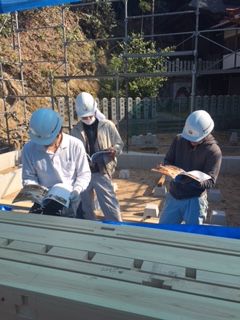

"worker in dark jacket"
[159,110,222,225]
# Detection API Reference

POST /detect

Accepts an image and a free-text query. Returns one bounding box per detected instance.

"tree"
[102,33,172,98]
[77,0,117,41]
[0,14,12,38]
[139,0,152,12]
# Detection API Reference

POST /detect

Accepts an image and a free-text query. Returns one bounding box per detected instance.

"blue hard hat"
[29,108,63,145]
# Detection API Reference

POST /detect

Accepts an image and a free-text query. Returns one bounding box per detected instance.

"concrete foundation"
[208,189,222,202]
[153,186,167,197]
[119,169,130,179]
[0,150,22,198]
[1,150,240,200]
[130,133,158,147]
[0,168,22,199]
[112,183,118,192]
[143,203,159,218]
[118,152,240,174]
[229,132,238,146]
[210,210,227,226]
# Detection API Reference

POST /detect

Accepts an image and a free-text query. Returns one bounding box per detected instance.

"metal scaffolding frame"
[1,0,240,149]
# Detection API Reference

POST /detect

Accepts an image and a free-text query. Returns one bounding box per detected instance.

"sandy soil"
[1,131,240,226]
[2,169,240,226]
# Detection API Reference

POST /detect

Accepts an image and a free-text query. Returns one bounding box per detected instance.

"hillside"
[0,6,106,149]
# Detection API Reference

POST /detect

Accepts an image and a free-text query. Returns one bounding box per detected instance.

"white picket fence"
[57,97,158,125]
[57,94,240,130]
[195,94,240,116]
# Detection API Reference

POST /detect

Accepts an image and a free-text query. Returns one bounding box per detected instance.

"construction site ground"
[114,168,240,226]
[2,168,240,226]
[1,131,240,226]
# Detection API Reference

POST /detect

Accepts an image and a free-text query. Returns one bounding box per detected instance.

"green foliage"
[78,0,116,41]
[139,0,152,13]
[104,33,172,97]
[40,68,50,78]
[132,0,190,13]
[0,14,12,37]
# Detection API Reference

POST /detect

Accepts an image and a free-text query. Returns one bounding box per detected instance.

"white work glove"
[70,190,80,202]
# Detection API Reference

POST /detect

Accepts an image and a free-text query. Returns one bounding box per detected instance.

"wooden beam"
[0,213,240,254]
[0,259,240,320]
[0,214,240,319]
[157,175,166,186]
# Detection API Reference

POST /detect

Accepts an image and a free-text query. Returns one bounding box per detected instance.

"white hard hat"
[75,92,97,118]
[29,108,63,145]
[181,110,214,142]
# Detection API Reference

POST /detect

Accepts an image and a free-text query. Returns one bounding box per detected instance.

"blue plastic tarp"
[0,0,81,14]
[103,221,240,239]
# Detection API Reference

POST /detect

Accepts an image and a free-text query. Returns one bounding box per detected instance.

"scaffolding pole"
[190,0,200,112]
[1,0,240,149]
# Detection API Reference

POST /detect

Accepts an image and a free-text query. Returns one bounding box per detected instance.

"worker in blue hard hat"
[21,108,91,217]
[158,110,222,225]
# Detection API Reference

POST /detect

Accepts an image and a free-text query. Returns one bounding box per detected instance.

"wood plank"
[0,222,240,277]
[0,285,156,320]
[0,259,240,320]
[0,248,238,302]
[7,240,46,253]
[157,175,166,186]
[48,246,87,260]
[142,261,240,289]
[0,248,152,285]
[142,261,186,278]
[0,214,240,319]
[92,253,134,269]
[197,270,240,287]
[0,237,8,246]
[0,212,239,255]
[153,277,240,302]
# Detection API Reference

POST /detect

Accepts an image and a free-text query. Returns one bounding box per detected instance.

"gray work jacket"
[71,119,124,177]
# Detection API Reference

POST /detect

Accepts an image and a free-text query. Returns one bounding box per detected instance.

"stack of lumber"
[0,212,239,320]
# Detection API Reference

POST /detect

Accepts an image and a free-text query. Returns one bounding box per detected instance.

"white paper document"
[151,165,211,182]
[13,183,73,208]
[87,150,112,164]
